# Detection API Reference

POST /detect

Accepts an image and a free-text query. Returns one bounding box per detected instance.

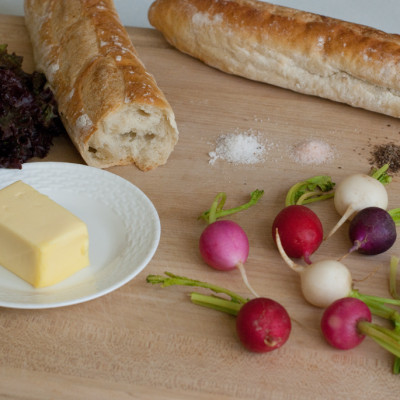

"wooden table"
[1,13,400,400]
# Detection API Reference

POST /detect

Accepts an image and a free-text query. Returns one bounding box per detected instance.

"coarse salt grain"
[290,139,334,165]
[209,130,266,165]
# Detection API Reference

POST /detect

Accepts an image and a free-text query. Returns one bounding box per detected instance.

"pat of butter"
[0,180,89,288]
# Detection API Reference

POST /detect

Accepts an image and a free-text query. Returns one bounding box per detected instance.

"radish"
[236,297,291,352]
[147,272,291,353]
[321,297,371,350]
[199,220,249,271]
[321,297,400,361]
[198,190,264,297]
[275,229,352,307]
[326,172,388,240]
[272,205,323,264]
[347,207,397,255]
[275,230,400,311]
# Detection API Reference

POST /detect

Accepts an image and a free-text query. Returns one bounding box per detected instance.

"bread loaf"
[24,0,178,170]
[149,0,400,118]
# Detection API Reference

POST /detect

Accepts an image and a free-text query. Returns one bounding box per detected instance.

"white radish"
[275,230,353,308]
[325,173,388,240]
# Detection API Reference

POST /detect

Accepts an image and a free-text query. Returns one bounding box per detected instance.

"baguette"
[149,0,400,118]
[24,0,178,170]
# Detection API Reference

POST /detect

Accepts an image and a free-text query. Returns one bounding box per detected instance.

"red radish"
[236,297,291,353]
[272,205,323,264]
[147,272,292,354]
[199,190,264,298]
[321,297,371,350]
[348,207,397,255]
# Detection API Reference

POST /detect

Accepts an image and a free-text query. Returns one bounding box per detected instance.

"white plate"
[0,162,160,309]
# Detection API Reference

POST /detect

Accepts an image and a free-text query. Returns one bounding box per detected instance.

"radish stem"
[388,255,400,373]
[199,189,264,224]
[207,192,226,224]
[351,289,400,309]
[295,191,335,205]
[388,209,400,226]
[190,292,242,316]
[389,255,400,299]
[363,299,400,327]
[285,175,335,206]
[359,321,400,358]
[370,164,392,184]
[146,272,249,304]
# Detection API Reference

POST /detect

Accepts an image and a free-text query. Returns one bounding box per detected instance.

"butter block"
[0,180,89,288]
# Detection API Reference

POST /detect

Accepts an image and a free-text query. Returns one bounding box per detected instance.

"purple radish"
[348,207,397,255]
[326,173,388,239]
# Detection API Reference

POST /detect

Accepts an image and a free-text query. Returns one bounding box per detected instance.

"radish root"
[236,261,259,298]
[275,229,305,273]
[325,204,356,240]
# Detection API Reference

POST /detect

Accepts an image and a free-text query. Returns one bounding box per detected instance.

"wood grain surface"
[1,13,400,400]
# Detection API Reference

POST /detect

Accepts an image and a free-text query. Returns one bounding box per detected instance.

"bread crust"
[25,0,178,170]
[149,0,400,118]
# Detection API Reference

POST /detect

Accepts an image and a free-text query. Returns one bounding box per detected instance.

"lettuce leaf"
[0,44,66,168]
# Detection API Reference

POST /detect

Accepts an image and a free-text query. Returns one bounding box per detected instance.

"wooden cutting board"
[1,13,400,400]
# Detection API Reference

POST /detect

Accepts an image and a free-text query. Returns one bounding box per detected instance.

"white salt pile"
[209,130,266,165]
[290,139,335,165]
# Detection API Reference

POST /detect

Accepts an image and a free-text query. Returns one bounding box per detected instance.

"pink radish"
[199,220,248,271]
[272,205,323,264]
[321,297,400,362]
[199,190,264,297]
[321,297,371,350]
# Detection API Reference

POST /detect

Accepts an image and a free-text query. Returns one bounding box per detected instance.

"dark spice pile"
[370,142,400,173]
